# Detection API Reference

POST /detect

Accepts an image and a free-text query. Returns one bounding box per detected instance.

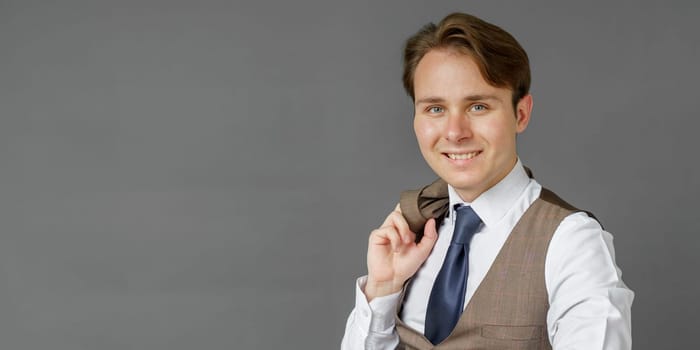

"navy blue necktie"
[424,205,482,344]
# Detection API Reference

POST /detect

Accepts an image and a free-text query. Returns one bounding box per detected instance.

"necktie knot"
[452,205,482,245]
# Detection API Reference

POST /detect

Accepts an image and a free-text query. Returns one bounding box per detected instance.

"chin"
[439,174,483,192]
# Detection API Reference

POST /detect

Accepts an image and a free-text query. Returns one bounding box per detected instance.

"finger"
[392,204,413,243]
[385,210,415,244]
[384,228,403,252]
[370,227,403,252]
[379,204,414,244]
[369,228,390,245]
[417,218,439,253]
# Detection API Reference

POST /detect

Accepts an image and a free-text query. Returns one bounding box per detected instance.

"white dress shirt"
[341,161,634,349]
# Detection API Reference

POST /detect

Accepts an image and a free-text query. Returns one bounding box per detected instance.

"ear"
[515,94,533,133]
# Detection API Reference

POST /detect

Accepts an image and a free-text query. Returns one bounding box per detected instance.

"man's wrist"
[364,278,403,302]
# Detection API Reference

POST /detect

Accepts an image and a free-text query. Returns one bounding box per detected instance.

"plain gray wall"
[1,0,698,349]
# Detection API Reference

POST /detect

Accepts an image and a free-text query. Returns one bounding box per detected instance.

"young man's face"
[413,49,532,201]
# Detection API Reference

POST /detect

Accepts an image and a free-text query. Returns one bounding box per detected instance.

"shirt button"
[362,309,370,318]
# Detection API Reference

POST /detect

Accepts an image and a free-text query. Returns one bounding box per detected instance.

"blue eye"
[427,106,444,113]
[471,104,487,112]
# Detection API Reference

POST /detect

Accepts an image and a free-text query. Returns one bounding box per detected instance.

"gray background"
[1,0,698,349]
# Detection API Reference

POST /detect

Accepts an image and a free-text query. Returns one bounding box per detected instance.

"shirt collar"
[446,159,531,228]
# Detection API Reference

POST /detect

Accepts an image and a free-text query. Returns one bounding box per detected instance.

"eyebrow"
[415,95,501,105]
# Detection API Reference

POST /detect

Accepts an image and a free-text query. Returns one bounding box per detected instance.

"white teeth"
[447,152,479,160]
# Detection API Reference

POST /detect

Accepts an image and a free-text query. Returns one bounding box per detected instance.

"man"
[341,13,633,350]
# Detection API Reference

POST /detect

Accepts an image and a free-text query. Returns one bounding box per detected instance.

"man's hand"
[365,204,439,301]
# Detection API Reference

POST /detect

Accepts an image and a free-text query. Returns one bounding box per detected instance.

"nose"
[444,111,472,142]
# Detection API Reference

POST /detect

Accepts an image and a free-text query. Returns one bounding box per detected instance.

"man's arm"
[546,212,634,349]
[340,277,401,350]
[341,205,439,349]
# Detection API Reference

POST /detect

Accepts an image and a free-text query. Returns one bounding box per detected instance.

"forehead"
[413,49,510,101]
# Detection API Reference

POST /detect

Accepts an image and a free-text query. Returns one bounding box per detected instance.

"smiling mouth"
[445,151,481,160]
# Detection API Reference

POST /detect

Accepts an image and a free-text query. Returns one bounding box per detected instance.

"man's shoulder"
[535,186,601,227]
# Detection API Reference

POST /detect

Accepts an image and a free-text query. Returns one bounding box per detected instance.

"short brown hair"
[403,13,530,108]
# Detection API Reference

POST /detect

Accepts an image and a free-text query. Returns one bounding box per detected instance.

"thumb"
[417,218,438,252]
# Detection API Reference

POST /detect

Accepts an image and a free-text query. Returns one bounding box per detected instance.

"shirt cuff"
[355,275,402,333]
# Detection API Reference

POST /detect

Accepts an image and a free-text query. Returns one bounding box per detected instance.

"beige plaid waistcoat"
[395,187,586,350]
